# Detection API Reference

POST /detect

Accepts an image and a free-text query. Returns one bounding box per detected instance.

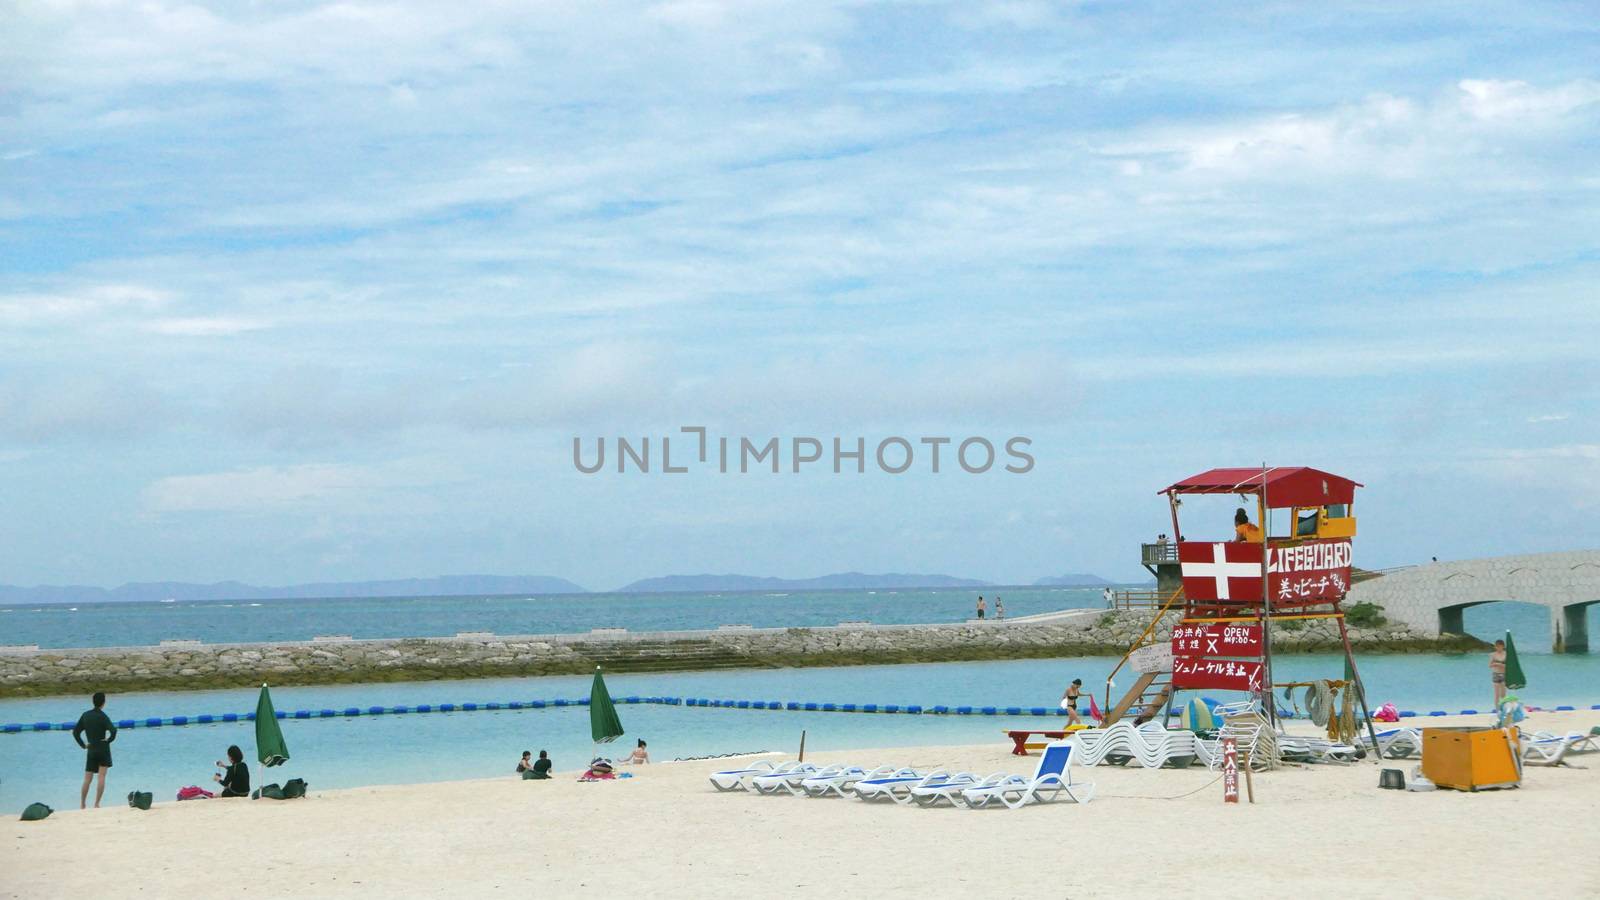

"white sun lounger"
[1071,722,1200,769]
[800,765,916,798]
[708,759,802,792]
[1520,733,1586,767]
[1278,735,1360,764]
[1362,727,1424,759]
[851,770,948,803]
[903,771,986,807]
[958,741,1096,810]
[1522,731,1599,755]
[751,763,832,795]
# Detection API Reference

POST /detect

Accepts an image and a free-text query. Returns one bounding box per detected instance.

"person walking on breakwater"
[1490,639,1508,706]
[72,691,118,809]
[1060,678,1085,726]
[995,597,1005,620]
[976,596,986,620]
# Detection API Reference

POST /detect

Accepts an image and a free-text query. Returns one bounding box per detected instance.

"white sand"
[6,710,1599,899]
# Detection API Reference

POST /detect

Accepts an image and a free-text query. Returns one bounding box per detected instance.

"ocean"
[2,586,1592,649]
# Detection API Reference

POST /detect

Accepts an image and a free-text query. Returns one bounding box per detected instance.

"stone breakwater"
[0,610,1484,698]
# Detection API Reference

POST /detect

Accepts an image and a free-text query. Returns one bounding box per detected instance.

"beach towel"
[177,786,214,801]
[579,771,617,781]
[20,803,52,821]
[521,768,550,780]
[127,791,153,810]
[1088,694,1103,723]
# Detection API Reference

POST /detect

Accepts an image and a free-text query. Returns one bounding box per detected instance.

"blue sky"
[1,1,1596,590]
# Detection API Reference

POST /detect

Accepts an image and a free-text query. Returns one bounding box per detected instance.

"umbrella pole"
[1258,464,1277,730]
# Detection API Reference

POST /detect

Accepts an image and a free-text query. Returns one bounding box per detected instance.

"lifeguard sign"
[1162,467,1360,611]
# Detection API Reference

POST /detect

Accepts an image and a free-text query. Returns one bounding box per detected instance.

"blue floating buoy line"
[5,694,1597,735]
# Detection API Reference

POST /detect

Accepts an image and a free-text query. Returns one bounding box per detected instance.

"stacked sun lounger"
[1068,722,1200,769]
[1519,730,1599,767]
[1362,727,1424,759]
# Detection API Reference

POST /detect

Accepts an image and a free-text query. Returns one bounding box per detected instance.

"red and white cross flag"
[1178,541,1264,602]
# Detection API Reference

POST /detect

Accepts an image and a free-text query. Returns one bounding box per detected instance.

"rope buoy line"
[4,696,1596,735]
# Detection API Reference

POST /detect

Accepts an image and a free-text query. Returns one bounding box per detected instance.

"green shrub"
[1278,617,1307,632]
[1346,602,1387,627]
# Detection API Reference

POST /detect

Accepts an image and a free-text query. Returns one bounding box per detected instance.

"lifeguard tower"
[1103,466,1375,744]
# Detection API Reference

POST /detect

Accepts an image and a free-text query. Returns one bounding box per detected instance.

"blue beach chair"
[959,741,1096,809]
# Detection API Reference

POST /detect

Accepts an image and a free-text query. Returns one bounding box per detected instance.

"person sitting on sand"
[619,739,650,765]
[214,745,250,798]
[1233,508,1263,543]
[1133,687,1172,726]
[530,750,552,779]
[516,751,534,774]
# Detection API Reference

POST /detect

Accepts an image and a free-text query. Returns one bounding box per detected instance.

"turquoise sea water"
[3,653,1597,813]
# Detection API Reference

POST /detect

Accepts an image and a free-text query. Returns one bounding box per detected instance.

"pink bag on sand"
[177,786,215,801]
[1374,703,1399,723]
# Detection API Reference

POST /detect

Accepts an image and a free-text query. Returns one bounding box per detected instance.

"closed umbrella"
[589,667,624,760]
[1502,631,1527,691]
[254,683,290,799]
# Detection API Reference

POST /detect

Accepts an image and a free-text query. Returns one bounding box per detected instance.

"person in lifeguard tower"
[1233,508,1263,543]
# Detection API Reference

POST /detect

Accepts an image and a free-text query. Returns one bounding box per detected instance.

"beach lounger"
[708,759,800,792]
[959,741,1095,809]
[1362,727,1424,759]
[1520,734,1585,767]
[750,763,828,795]
[904,771,987,808]
[1070,722,1199,769]
[851,770,933,804]
[800,765,915,798]
[1522,731,1600,755]
[1278,735,1360,764]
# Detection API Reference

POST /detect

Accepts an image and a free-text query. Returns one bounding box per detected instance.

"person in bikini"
[1060,678,1086,726]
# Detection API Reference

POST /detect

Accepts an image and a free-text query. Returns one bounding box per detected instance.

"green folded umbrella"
[1503,631,1526,691]
[589,667,624,746]
[255,684,290,767]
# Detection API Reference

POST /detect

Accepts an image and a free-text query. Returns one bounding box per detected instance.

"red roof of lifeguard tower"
[1160,467,1361,507]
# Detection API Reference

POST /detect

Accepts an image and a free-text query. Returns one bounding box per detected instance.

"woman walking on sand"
[1060,678,1085,726]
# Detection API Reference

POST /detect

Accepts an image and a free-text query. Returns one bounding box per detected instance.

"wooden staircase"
[1100,585,1185,726]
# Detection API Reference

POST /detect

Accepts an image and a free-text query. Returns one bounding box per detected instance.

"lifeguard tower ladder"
[1101,467,1376,742]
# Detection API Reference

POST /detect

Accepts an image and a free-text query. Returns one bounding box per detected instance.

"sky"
[1,1,1597,590]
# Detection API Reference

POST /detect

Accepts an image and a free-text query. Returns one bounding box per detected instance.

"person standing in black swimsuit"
[72,691,118,809]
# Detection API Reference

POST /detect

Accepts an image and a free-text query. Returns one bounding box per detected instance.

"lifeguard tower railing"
[1108,588,1171,610]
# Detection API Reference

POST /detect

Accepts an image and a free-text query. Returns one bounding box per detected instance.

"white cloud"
[1457,79,1600,122]
[141,459,459,513]
[0,285,171,327]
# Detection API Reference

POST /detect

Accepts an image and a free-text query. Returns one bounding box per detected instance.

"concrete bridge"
[1348,549,1600,652]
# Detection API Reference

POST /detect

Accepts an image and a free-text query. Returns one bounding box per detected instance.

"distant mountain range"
[613,572,992,594]
[0,575,589,605]
[1032,573,1117,587]
[1,570,1125,604]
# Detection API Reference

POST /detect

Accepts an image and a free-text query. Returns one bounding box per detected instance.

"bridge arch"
[1348,549,1600,653]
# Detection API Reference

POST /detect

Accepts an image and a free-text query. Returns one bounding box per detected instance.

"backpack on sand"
[127,791,153,810]
[20,803,52,821]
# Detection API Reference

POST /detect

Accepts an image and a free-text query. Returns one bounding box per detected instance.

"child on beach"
[72,691,117,809]
[1490,640,1507,706]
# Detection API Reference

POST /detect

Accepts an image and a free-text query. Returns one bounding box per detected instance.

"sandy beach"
[5,710,1598,899]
